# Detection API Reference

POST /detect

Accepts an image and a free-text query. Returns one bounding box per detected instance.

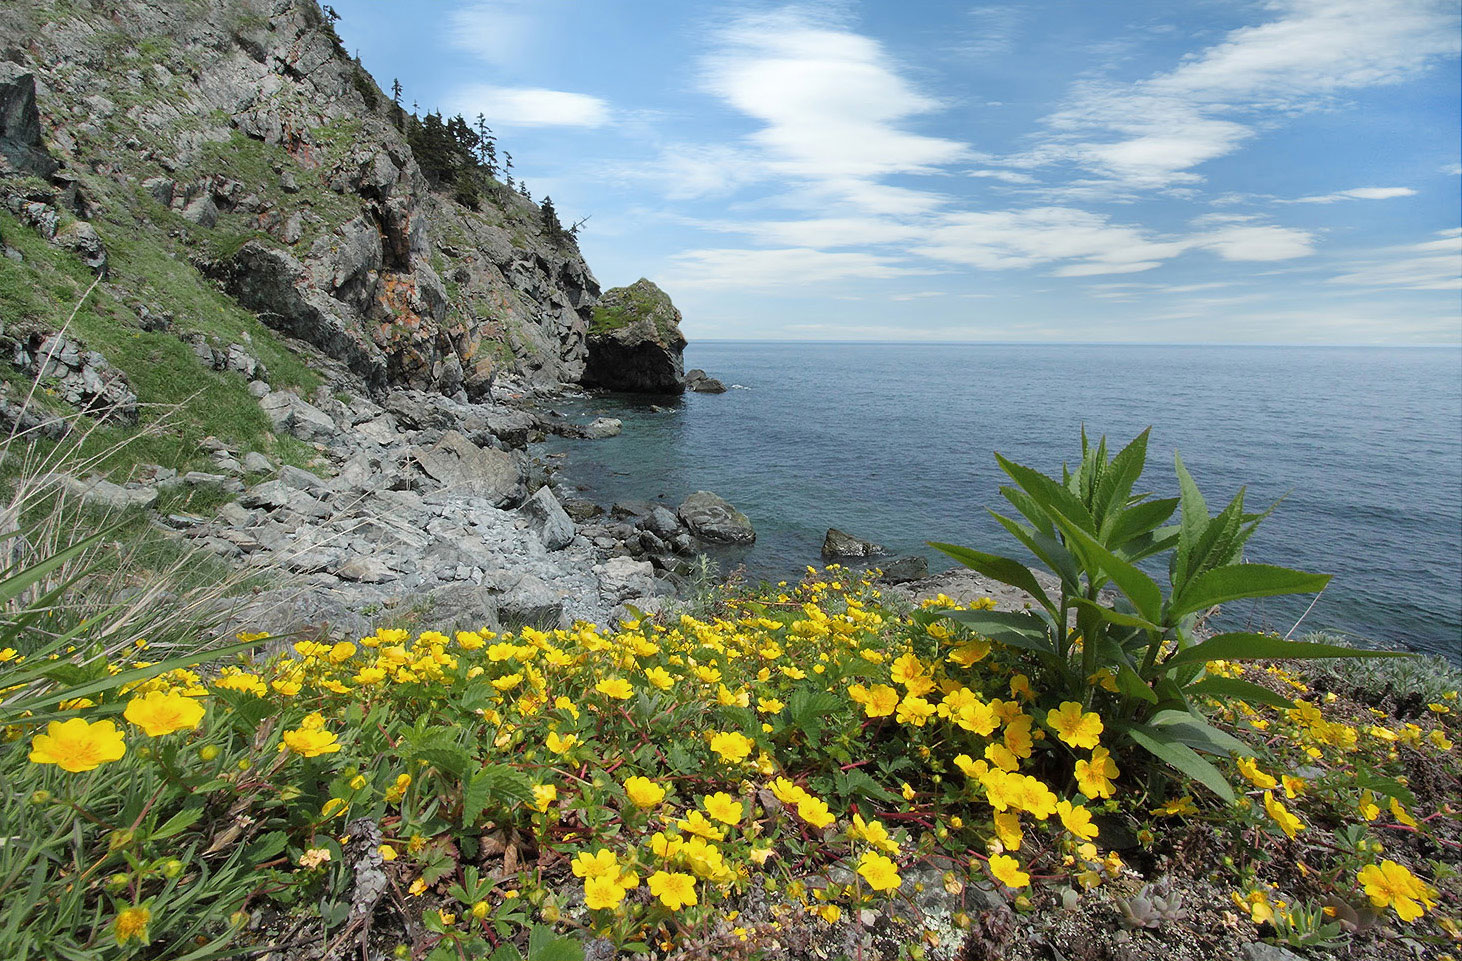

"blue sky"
[330,0,1461,344]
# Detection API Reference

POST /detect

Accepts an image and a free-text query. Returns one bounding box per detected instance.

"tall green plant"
[930,429,1408,800]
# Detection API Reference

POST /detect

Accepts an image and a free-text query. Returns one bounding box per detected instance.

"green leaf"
[526,925,585,961]
[836,768,899,804]
[787,689,842,742]
[990,512,1082,587]
[247,831,288,862]
[406,731,473,778]
[151,805,204,841]
[1126,725,1235,802]
[1109,498,1179,552]
[1186,676,1296,711]
[927,542,1055,612]
[1170,564,1331,621]
[1355,772,1416,809]
[1172,452,1208,590]
[1042,513,1164,624]
[996,453,1097,535]
[1161,632,1409,672]
[1114,662,1158,703]
[1068,596,1160,632]
[938,609,1056,656]
[1145,712,1250,756]
[1094,430,1151,532]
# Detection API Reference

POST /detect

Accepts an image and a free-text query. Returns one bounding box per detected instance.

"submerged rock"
[877,555,929,584]
[580,279,686,393]
[685,369,726,393]
[822,528,884,559]
[678,490,755,544]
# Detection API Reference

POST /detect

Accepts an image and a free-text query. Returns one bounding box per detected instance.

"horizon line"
[684,338,1462,348]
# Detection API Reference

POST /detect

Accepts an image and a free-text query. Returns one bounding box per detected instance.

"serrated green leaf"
[1170,564,1330,621]
[1186,676,1296,711]
[151,805,204,841]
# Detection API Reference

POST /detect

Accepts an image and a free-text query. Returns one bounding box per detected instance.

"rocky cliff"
[0,0,603,396]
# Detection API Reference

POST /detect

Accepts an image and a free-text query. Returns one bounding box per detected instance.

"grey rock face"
[596,555,655,604]
[411,430,524,507]
[17,334,137,422]
[259,390,340,443]
[678,490,755,544]
[822,528,885,559]
[517,486,575,550]
[63,476,157,511]
[0,63,58,179]
[877,555,929,584]
[581,279,687,393]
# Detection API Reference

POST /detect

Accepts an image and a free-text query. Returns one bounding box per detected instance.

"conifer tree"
[540,196,564,240]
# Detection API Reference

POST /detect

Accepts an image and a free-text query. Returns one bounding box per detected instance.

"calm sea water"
[542,343,1462,661]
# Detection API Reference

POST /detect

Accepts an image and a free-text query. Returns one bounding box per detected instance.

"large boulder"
[410,430,525,507]
[685,369,726,393]
[517,486,575,551]
[822,528,884,559]
[580,279,687,393]
[678,490,755,545]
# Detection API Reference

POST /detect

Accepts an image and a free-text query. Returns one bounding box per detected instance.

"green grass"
[589,280,677,340]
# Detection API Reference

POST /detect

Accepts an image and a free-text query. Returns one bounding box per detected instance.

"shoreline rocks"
[822,527,884,559]
[677,490,756,545]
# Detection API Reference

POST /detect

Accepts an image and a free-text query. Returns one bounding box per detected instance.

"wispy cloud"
[1286,186,1417,203]
[446,84,612,128]
[1329,229,1462,291]
[1023,0,1460,190]
[660,247,936,291]
[448,1,543,68]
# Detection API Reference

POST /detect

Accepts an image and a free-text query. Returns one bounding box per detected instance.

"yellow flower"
[988,854,1030,889]
[624,775,667,809]
[595,677,634,700]
[796,795,836,829]
[1075,746,1118,799]
[1357,860,1437,922]
[703,792,744,825]
[895,695,936,727]
[1263,791,1304,840]
[300,847,331,868]
[379,844,398,861]
[1056,800,1099,840]
[584,875,628,910]
[408,877,427,896]
[280,726,340,758]
[113,905,151,945]
[850,814,900,854]
[648,871,697,910]
[947,639,991,667]
[855,683,900,718]
[770,777,809,806]
[1233,888,1276,925]
[214,672,267,697]
[531,784,557,812]
[1151,795,1197,817]
[1281,774,1305,799]
[29,718,126,772]
[676,809,726,840]
[1047,701,1104,750]
[709,730,754,763]
[1389,797,1419,828]
[856,851,902,892]
[1236,756,1278,790]
[546,731,577,754]
[993,811,1023,851]
[571,848,621,879]
[124,690,206,737]
[644,666,675,690]
[757,697,784,714]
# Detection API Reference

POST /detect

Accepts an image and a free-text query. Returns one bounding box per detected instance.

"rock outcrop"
[581,279,687,393]
[678,490,755,545]
[822,528,884,559]
[0,0,603,395]
[685,369,726,393]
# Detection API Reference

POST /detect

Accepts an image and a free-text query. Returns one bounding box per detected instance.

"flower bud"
[198,744,220,761]
[107,873,130,890]
[29,790,51,805]
[162,859,184,878]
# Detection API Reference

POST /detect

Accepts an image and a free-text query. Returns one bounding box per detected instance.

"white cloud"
[1288,186,1417,203]
[700,10,969,200]
[446,84,611,128]
[448,2,540,68]
[1442,162,1462,175]
[1329,230,1462,291]
[659,247,935,291]
[1197,225,1316,261]
[1027,0,1460,189]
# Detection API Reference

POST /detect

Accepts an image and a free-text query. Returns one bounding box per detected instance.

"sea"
[539,342,1462,663]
